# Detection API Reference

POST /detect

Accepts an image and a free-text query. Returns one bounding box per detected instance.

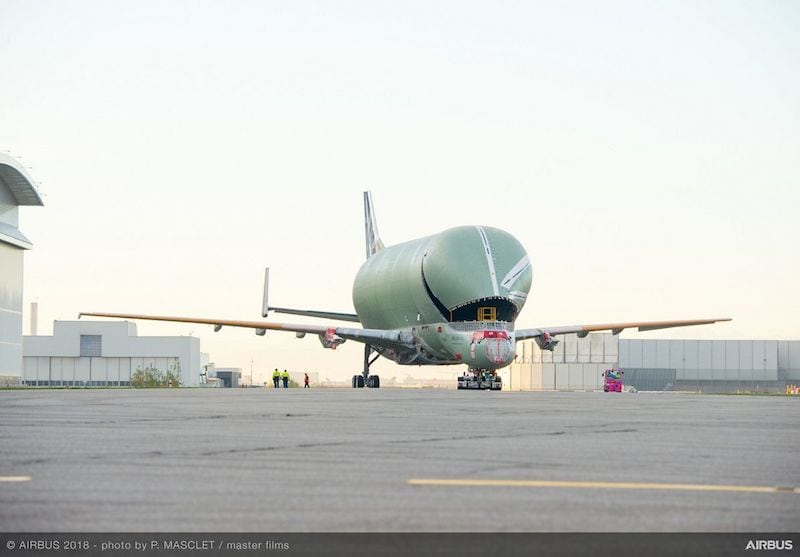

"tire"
[356,375,365,388]
[368,375,380,388]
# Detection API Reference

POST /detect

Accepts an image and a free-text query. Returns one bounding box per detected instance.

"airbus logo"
[745,540,793,551]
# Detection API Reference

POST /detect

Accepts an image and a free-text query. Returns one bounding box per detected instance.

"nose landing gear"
[457,368,502,390]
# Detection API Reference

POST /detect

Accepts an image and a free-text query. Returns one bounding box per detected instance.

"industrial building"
[503,333,800,393]
[212,367,242,388]
[0,153,43,385]
[23,320,203,387]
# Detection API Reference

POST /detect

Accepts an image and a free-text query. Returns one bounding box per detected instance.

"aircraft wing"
[78,312,404,351]
[267,306,360,323]
[514,318,732,342]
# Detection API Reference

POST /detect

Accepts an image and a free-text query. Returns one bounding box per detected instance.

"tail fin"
[363,191,384,259]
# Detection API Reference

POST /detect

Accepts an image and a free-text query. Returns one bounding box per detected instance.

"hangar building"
[23,320,203,387]
[0,153,43,385]
[504,333,800,393]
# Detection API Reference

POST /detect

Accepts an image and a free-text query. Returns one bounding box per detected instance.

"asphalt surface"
[0,389,798,532]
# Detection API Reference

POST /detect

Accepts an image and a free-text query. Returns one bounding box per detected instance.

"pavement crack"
[295,442,346,449]
[198,441,346,457]
[11,458,51,466]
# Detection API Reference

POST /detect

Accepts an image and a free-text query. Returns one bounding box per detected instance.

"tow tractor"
[457,369,502,390]
[602,368,624,392]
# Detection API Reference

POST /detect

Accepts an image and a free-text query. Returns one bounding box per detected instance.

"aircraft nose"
[471,331,515,368]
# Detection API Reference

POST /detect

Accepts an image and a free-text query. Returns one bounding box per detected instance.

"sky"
[2,0,798,384]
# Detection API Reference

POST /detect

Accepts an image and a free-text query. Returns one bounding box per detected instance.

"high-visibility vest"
[281,372,289,379]
[272,370,280,378]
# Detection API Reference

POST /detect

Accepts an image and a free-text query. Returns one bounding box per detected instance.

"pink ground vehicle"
[602,368,624,392]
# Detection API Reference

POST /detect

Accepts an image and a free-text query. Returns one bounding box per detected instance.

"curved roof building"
[0,153,43,383]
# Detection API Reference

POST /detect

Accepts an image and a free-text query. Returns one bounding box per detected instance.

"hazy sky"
[2,0,798,383]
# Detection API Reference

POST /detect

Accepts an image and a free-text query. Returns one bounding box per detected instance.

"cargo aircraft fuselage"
[352,225,529,371]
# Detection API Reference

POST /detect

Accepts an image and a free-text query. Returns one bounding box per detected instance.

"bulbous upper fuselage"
[352,226,532,369]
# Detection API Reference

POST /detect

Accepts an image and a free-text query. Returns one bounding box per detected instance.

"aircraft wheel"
[352,375,365,388]
[367,375,380,388]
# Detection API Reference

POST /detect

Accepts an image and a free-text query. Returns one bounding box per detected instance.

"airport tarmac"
[0,389,798,532]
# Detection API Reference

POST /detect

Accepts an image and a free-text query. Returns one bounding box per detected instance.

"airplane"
[81,192,731,389]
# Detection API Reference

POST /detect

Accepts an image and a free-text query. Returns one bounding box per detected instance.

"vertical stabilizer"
[364,191,384,259]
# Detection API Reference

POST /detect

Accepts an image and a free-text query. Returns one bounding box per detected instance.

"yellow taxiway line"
[0,476,32,482]
[407,478,800,494]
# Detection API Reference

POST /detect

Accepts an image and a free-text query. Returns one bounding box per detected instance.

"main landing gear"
[352,345,380,388]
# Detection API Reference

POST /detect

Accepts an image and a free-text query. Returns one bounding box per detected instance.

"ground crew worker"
[304,373,310,388]
[272,368,280,388]
[281,369,289,388]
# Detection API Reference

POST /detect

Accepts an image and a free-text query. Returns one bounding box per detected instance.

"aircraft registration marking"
[407,478,800,494]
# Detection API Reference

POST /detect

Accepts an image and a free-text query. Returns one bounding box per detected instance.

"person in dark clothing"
[304,373,310,388]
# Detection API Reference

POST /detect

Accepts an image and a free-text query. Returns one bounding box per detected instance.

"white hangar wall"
[778,341,800,382]
[0,244,24,383]
[0,153,43,384]
[506,334,798,393]
[23,320,202,387]
[618,339,779,388]
[503,333,618,391]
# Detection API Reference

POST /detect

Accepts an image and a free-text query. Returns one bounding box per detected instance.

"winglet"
[262,267,270,318]
[364,191,384,259]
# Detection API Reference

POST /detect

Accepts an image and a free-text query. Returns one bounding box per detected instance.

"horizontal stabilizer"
[262,267,359,322]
